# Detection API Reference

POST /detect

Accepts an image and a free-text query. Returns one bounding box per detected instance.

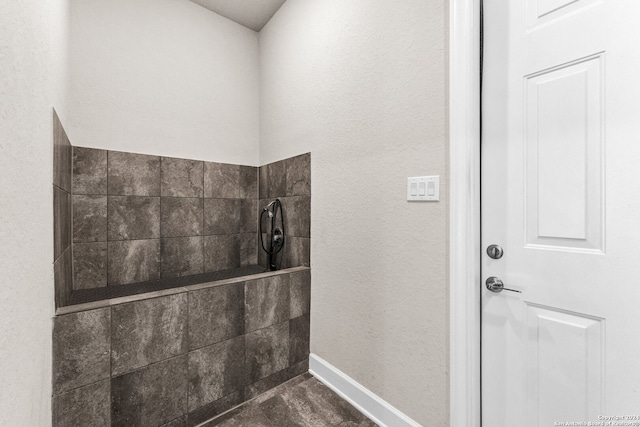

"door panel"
[524,54,604,251]
[526,0,600,29]
[525,304,604,423]
[482,0,640,424]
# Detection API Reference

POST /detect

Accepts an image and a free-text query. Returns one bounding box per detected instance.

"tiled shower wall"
[71,148,259,290]
[52,112,313,425]
[53,110,73,307]
[258,153,311,269]
[52,269,311,426]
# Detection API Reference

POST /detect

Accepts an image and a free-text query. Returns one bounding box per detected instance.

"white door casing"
[482,0,640,425]
[449,0,482,425]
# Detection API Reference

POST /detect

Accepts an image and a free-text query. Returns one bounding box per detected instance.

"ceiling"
[189,0,287,32]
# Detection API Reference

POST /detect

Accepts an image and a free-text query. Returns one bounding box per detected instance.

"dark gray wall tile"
[161,416,187,427]
[54,186,71,259]
[111,355,187,427]
[267,160,286,198]
[289,315,310,365]
[204,199,241,235]
[161,157,204,198]
[161,237,204,278]
[240,234,257,267]
[258,166,268,200]
[108,240,161,285]
[73,147,107,195]
[240,199,257,233]
[245,322,289,382]
[111,293,188,376]
[289,270,311,319]
[53,380,110,427]
[53,109,72,192]
[186,391,245,427]
[53,308,110,394]
[245,275,290,333]
[281,196,310,238]
[203,235,240,273]
[204,162,240,199]
[285,153,311,197]
[258,199,270,233]
[188,336,248,411]
[73,195,107,243]
[202,404,273,427]
[108,151,161,196]
[108,196,160,240]
[289,358,309,378]
[161,197,203,238]
[54,247,73,308]
[244,359,308,401]
[239,166,258,199]
[283,237,310,269]
[250,372,310,406]
[73,242,107,289]
[188,283,244,350]
[257,233,269,269]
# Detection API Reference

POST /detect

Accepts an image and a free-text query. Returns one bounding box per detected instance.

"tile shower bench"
[52,266,311,427]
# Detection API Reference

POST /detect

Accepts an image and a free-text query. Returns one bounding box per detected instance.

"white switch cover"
[407,176,439,201]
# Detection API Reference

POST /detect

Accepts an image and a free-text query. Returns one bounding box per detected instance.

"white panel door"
[482,0,640,425]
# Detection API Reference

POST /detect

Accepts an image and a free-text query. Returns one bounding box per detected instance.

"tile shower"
[51,114,312,426]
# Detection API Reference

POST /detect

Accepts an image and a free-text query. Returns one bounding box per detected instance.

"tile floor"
[201,373,378,427]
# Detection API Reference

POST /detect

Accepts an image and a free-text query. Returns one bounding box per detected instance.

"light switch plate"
[407,176,439,201]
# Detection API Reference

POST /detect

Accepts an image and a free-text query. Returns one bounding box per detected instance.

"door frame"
[449,0,482,426]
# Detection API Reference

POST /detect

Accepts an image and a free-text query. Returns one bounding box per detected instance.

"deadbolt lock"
[486,244,504,260]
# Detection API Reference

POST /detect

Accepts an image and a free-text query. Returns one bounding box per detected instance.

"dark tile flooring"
[201,373,378,427]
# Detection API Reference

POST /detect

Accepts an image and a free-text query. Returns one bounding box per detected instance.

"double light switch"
[407,176,439,201]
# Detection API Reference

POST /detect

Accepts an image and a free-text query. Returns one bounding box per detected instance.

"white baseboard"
[308,353,422,427]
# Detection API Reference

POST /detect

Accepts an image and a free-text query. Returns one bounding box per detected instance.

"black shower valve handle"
[260,198,286,271]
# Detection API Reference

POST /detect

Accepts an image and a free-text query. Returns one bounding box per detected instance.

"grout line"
[52,182,70,193]
[72,191,108,196]
[106,150,109,287]
[109,294,113,389]
[71,192,251,199]
[185,277,191,420]
[53,376,111,398]
[201,160,205,278]
[159,156,164,281]
[110,352,187,380]
[103,236,162,243]
[68,161,74,295]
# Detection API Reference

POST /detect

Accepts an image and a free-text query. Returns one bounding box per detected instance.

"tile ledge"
[56,267,310,316]
[183,267,308,292]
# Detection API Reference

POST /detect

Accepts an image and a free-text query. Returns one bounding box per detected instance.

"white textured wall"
[0,0,68,424]
[259,1,449,424]
[67,0,260,165]
[50,0,70,120]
